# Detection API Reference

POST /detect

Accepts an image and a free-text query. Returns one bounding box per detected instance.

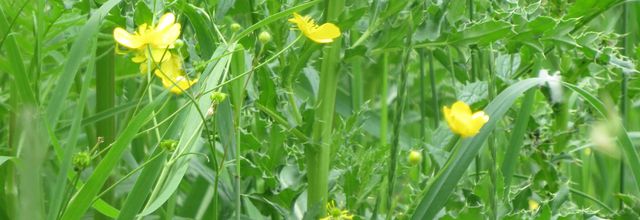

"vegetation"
[1,0,640,219]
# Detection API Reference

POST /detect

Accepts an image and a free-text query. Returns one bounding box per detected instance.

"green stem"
[95,26,116,220]
[306,0,344,217]
[419,50,426,139]
[486,47,497,220]
[351,31,363,113]
[387,14,413,217]
[618,1,629,210]
[427,50,439,128]
[381,52,389,148]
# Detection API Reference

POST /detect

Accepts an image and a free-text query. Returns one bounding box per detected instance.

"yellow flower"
[153,54,198,94]
[320,201,353,220]
[443,101,489,138]
[113,13,181,62]
[288,12,340,43]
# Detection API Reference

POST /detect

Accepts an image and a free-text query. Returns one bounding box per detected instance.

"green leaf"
[448,20,514,46]
[139,44,234,217]
[181,3,217,58]
[0,156,13,167]
[457,81,487,105]
[45,0,121,128]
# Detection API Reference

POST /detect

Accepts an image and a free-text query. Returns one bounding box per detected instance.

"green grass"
[2,0,640,219]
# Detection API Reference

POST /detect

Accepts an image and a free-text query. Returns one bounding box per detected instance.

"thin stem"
[381,52,389,148]
[419,50,426,139]
[428,50,439,128]
[93,152,164,201]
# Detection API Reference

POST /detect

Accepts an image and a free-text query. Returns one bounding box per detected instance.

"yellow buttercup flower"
[288,12,340,43]
[154,54,198,94]
[113,13,181,62]
[319,201,353,220]
[443,101,489,138]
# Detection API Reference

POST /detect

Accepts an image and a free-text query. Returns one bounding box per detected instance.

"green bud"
[408,150,422,166]
[230,23,242,32]
[258,31,272,44]
[174,39,184,48]
[72,151,92,171]
[160,140,178,152]
[210,92,228,104]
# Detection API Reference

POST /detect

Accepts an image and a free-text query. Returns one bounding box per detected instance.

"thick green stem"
[230,46,247,219]
[95,28,116,220]
[306,0,344,217]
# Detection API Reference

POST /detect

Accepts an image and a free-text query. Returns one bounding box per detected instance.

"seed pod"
[72,151,92,171]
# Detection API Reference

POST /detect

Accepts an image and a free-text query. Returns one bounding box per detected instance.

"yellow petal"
[156,13,176,30]
[154,23,181,48]
[467,111,489,136]
[131,52,147,63]
[451,101,472,116]
[146,48,171,63]
[443,106,458,133]
[113,27,143,49]
[162,76,197,94]
[288,12,304,24]
[308,23,340,43]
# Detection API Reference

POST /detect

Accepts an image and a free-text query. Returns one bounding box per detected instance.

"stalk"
[618,1,629,209]
[351,31,363,113]
[419,50,426,139]
[381,52,389,151]
[427,50,439,128]
[95,28,116,220]
[486,47,497,220]
[376,52,389,217]
[306,0,344,217]
[387,14,413,217]
[230,45,247,219]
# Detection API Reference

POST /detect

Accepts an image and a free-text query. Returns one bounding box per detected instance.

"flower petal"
[113,27,143,49]
[308,23,340,43]
[451,101,472,116]
[156,13,176,31]
[154,23,181,48]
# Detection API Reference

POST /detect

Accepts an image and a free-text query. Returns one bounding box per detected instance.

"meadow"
[1,0,640,219]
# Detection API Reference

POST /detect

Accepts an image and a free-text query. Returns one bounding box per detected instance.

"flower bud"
[72,151,91,171]
[230,23,242,32]
[210,92,228,104]
[258,31,272,44]
[160,139,178,152]
[174,39,184,48]
[408,150,422,166]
